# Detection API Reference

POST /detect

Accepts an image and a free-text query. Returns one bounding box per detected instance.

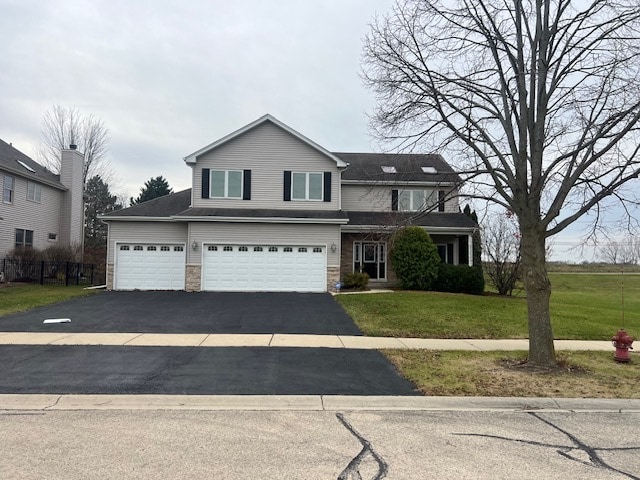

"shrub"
[342,272,370,289]
[434,264,485,295]
[390,226,441,290]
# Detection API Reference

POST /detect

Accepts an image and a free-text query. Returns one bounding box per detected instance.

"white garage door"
[115,244,185,290]
[202,245,326,292]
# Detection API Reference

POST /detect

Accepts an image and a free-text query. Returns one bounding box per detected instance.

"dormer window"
[381,166,397,174]
[421,166,438,174]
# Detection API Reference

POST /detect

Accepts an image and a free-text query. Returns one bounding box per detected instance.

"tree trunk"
[520,227,556,367]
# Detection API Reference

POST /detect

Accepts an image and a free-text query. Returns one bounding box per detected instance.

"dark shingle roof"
[335,152,461,183]
[176,208,348,220]
[102,189,348,222]
[346,211,477,230]
[0,138,65,189]
[103,189,192,217]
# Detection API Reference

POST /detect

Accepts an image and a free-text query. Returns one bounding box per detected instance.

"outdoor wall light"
[192,240,198,251]
[330,242,337,253]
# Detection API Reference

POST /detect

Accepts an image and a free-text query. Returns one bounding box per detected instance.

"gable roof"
[183,114,348,168]
[335,152,461,184]
[0,138,66,190]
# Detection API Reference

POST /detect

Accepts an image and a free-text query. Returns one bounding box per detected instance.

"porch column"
[467,234,473,266]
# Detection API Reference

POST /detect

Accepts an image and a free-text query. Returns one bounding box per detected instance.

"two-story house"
[101,115,477,292]
[0,140,84,259]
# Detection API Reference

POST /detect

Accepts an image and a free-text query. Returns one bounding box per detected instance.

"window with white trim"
[208,246,217,251]
[160,246,170,251]
[27,182,41,202]
[3,175,14,203]
[147,246,157,251]
[15,229,33,248]
[283,247,293,252]
[269,247,278,252]
[210,170,243,198]
[292,172,323,201]
[134,246,143,251]
[398,189,430,211]
[254,246,263,252]
[239,246,248,252]
[120,245,129,251]
[313,247,322,253]
[174,246,184,251]
[223,246,233,252]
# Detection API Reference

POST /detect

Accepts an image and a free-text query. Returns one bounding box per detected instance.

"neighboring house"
[0,139,84,258]
[101,114,477,292]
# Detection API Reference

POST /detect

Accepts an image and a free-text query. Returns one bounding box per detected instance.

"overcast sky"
[0,0,632,262]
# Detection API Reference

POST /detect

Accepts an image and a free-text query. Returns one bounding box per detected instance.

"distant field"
[336,273,639,340]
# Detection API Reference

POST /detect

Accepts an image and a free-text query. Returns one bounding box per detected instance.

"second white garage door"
[202,245,326,292]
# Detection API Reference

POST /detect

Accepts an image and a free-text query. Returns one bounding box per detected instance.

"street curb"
[1,394,638,413]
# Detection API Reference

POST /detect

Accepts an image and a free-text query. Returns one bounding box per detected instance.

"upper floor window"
[27,182,42,202]
[15,229,33,248]
[3,175,14,203]
[292,172,323,201]
[398,189,429,211]
[210,170,243,199]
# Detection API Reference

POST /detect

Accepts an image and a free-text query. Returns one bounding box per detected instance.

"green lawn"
[336,273,640,340]
[385,350,640,398]
[0,284,100,317]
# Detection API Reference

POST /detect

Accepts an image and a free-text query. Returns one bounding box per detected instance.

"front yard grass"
[385,350,640,398]
[0,284,99,317]
[336,273,640,340]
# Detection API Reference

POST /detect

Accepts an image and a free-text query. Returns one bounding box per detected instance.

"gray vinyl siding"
[342,184,459,213]
[106,222,188,263]
[58,150,84,247]
[0,171,64,257]
[192,122,340,210]
[188,222,341,267]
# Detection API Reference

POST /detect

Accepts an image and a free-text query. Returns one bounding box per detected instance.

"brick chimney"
[59,146,85,250]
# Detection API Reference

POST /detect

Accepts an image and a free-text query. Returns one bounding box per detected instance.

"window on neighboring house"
[48,233,58,241]
[3,175,14,203]
[292,172,323,201]
[27,182,42,202]
[398,189,429,211]
[15,229,33,248]
[210,170,243,198]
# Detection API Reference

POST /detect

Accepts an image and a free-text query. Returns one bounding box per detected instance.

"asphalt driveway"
[0,291,362,335]
[0,345,418,395]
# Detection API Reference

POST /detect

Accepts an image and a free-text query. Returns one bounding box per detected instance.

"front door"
[354,242,386,281]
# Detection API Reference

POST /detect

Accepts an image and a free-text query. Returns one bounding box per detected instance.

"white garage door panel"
[116,244,185,290]
[202,245,326,292]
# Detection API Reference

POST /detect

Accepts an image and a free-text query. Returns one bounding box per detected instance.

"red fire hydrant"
[611,329,634,363]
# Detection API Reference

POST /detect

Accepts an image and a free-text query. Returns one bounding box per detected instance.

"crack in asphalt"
[336,413,388,480]
[454,412,640,479]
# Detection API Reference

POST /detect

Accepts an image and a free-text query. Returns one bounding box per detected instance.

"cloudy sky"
[0,0,632,262]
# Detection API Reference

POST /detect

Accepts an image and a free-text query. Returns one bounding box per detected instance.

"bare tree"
[483,211,521,296]
[363,0,640,366]
[38,105,113,186]
[599,238,640,265]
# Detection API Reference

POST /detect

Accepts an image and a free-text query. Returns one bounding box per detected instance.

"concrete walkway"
[0,331,619,351]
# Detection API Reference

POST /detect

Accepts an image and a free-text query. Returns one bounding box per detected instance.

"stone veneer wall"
[106,264,114,290]
[327,266,340,292]
[186,265,201,292]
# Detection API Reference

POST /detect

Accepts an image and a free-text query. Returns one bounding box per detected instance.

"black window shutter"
[243,170,252,200]
[202,168,210,199]
[391,189,398,211]
[323,172,331,202]
[284,171,292,201]
[438,190,445,212]
[447,243,455,264]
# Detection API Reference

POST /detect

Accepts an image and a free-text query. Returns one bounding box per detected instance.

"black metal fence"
[0,258,104,286]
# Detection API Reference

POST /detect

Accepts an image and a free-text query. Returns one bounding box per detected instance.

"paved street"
[1,407,638,479]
